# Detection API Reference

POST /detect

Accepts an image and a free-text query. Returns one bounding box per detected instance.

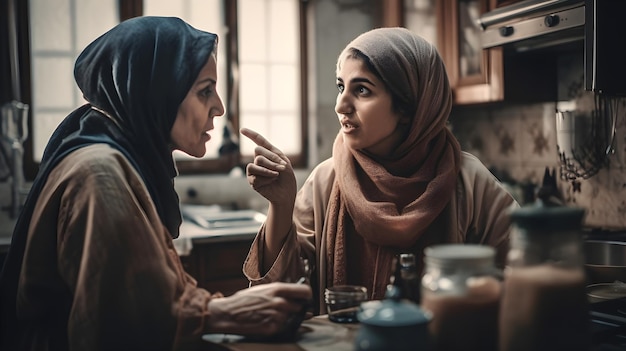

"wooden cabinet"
[179,237,254,297]
[437,0,504,104]
[436,0,557,105]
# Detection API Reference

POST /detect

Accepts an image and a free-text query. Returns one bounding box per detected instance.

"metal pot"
[584,240,626,284]
[586,282,626,303]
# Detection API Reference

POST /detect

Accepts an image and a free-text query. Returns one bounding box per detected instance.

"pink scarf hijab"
[325,28,461,298]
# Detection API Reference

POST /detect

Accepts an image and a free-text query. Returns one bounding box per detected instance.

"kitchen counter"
[174,205,265,296]
[201,315,358,351]
[173,205,265,255]
[199,307,626,351]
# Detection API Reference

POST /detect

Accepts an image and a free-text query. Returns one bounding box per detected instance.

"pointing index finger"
[240,127,283,155]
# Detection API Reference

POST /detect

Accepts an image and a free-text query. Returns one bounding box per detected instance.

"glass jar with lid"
[420,244,502,351]
[499,201,589,351]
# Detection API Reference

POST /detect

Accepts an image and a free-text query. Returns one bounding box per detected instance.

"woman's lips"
[201,131,211,141]
[341,119,358,133]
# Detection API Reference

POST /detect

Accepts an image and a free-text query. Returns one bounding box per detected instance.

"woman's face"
[171,52,225,157]
[335,56,408,157]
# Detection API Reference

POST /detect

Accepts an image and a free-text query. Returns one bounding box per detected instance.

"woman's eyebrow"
[340,77,376,86]
[196,77,216,86]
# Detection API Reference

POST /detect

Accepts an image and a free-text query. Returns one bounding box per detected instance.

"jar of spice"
[420,244,502,351]
[499,200,589,351]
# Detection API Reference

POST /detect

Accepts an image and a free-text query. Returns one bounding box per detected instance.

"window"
[28,0,118,162]
[23,0,307,177]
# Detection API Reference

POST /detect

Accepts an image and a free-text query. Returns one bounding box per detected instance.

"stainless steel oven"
[478,0,626,96]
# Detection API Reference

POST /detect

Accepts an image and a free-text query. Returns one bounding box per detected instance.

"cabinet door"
[438,0,503,104]
[179,239,253,297]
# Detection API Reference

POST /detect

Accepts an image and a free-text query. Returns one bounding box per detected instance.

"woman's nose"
[215,94,225,116]
[335,93,353,115]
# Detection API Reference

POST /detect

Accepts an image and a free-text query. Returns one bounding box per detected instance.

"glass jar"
[420,244,501,351]
[324,285,368,323]
[499,202,589,351]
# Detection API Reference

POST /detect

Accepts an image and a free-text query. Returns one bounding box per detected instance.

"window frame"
[175,0,309,174]
[13,0,308,180]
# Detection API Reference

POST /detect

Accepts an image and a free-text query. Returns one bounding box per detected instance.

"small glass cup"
[325,285,368,323]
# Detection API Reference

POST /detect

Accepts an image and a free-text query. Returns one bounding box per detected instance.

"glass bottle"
[420,244,501,351]
[499,202,589,351]
[391,253,421,304]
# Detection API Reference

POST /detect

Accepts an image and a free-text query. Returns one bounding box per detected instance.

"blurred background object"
[1,100,29,218]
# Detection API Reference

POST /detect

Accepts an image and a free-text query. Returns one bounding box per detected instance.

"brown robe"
[14,144,219,351]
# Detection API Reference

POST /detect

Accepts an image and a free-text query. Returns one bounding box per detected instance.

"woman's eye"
[357,86,371,95]
[336,84,344,93]
[199,86,213,98]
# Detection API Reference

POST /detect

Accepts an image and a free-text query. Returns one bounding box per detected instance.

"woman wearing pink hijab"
[241,27,518,315]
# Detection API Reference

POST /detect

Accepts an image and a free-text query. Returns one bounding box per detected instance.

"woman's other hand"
[206,282,313,337]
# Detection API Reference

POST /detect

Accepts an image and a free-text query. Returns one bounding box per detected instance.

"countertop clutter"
[2,201,625,349]
[196,302,626,351]
[174,204,266,255]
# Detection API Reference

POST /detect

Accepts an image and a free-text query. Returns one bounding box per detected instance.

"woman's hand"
[206,282,312,337]
[240,128,297,207]
[240,127,298,272]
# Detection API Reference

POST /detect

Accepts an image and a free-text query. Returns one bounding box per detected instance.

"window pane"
[269,64,298,111]
[239,112,299,155]
[239,0,268,61]
[238,0,301,158]
[75,0,118,49]
[239,113,267,155]
[269,113,299,154]
[31,57,75,109]
[144,0,184,17]
[269,0,298,62]
[240,64,268,110]
[29,0,72,51]
[188,0,223,31]
[29,0,117,161]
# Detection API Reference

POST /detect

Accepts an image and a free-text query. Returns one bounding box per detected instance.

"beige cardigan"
[244,152,519,314]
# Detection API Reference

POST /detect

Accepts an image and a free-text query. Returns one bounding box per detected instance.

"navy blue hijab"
[0,16,217,349]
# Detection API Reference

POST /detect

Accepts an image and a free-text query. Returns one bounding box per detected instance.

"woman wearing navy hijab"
[0,16,311,351]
